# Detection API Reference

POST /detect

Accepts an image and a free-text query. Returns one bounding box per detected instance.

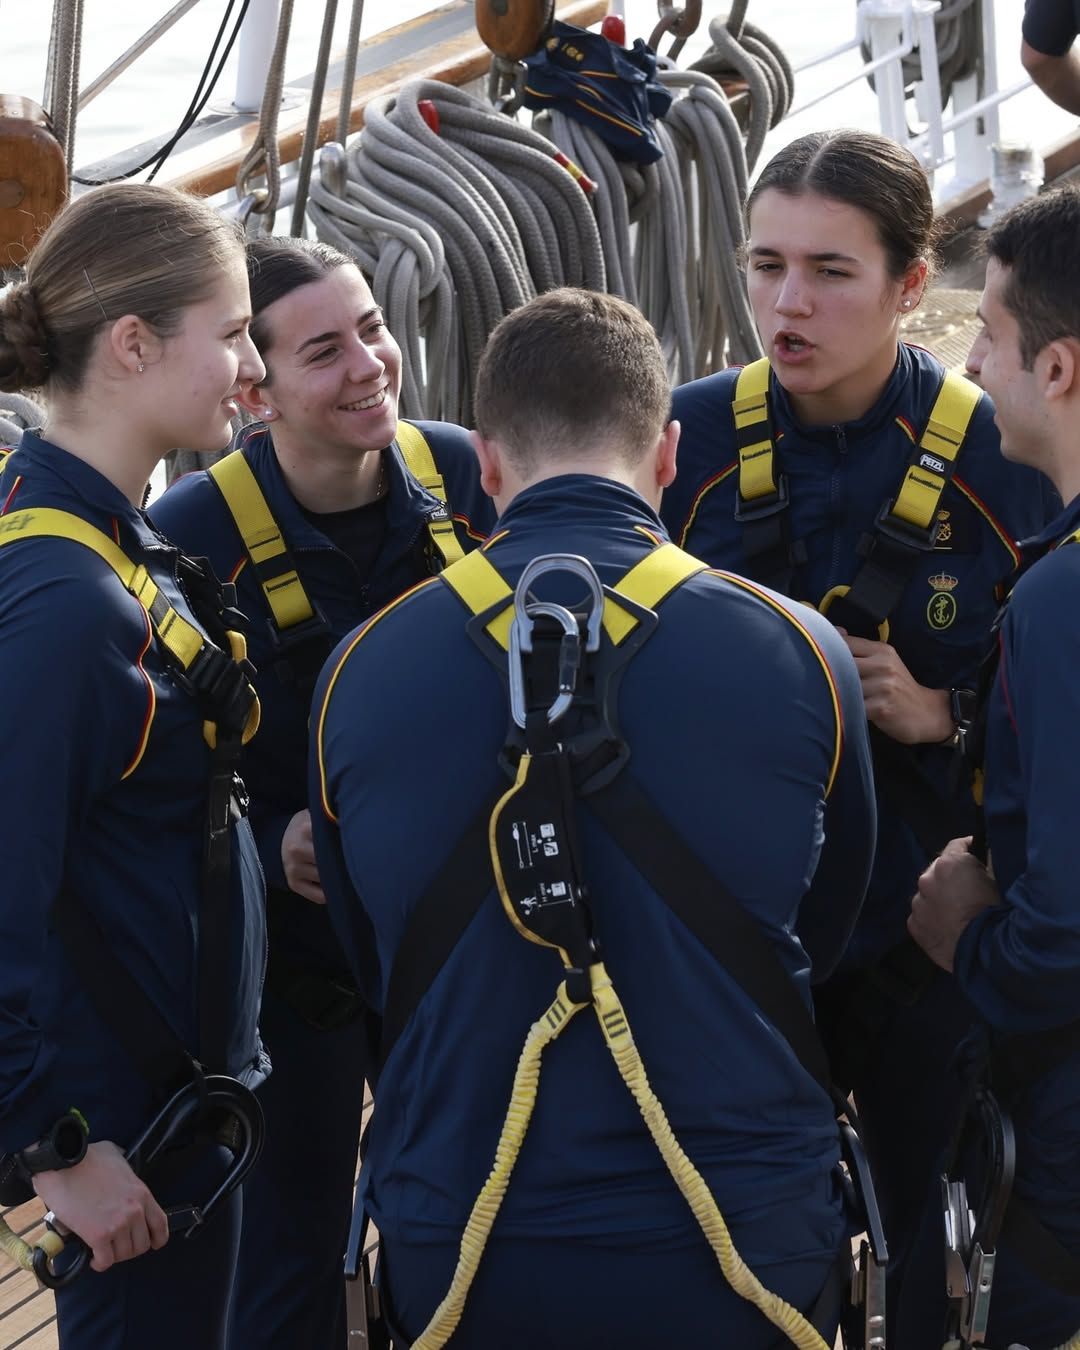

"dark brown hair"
[246,236,353,383]
[983,184,1080,369]
[747,129,938,280]
[0,183,244,394]
[474,288,670,471]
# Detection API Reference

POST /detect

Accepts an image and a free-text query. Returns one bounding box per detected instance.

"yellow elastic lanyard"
[440,540,707,650]
[396,421,465,568]
[208,451,317,633]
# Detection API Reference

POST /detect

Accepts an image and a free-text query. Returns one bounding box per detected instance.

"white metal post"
[951,0,1000,191]
[911,0,944,170]
[234,0,282,114]
[858,0,912,148]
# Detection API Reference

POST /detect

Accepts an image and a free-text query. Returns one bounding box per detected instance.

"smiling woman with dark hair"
[149,234,493,1350]
[660,128,1057,1347]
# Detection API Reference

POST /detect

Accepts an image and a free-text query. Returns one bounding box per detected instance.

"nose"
[239,333,265,387]
[346,336,385,384]
[965,330,986,382]
[775,271,811,317]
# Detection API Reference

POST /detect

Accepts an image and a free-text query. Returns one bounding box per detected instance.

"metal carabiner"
[508,554,604,730]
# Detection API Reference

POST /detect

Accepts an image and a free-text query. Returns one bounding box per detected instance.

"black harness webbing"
[731,360,981,639]
[380,544,831,1096]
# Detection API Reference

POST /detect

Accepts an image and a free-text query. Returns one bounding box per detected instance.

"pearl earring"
[262,407,274,419]
[902,300,912,310]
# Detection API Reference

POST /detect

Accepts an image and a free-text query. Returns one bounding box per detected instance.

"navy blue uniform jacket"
[311,477,876,1285]
[663,343,1052,964]
[0,433,267,1154]
[958,491,1080,1265]
[150,421,493,973]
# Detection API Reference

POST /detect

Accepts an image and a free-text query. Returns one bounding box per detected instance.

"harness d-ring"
[818,583,891,642]
[508,555,604,729]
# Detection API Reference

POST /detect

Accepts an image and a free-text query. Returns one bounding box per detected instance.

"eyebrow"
[294,306,383,356]
[749,246,861,263]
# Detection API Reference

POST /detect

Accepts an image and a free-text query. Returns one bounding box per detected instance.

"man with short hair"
[310,288,876,1345]
[910,184,1080,1345]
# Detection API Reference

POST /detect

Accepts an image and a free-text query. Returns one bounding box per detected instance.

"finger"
[942,835,975,858]
[295,879,327,905]
[110,1224,136,1265]
[146,1198,170,1251]
[843,635,879,656]
[90,1236,116,1273]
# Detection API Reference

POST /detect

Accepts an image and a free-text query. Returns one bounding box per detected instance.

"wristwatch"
[16,1110,89,1178]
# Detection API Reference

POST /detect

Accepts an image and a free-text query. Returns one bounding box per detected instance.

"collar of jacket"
[766,342,925,445]
[488,473,667,542]
[237,423,448,551]
[12,429,173,554]
[1016,487,1080,563]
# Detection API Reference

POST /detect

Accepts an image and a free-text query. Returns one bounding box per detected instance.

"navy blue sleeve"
[661,370,739,548]
[0,550,148,1149]
[791,613,878,981]
[308,626,385,1008]
[954,552,1080,1030]
[1023,0,1080,56]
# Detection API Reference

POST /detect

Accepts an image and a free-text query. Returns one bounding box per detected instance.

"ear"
[1038,338,1078,403]
[237,383,275,421]
[108,314,163,374]
[470,429,503,500]
[899,258,929,313]
[656,419,679,490]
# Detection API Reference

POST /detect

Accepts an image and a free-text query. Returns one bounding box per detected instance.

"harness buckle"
[180,642,257,739]
[267,606,333,688]
[871,498,938,553]
[733,472,790,523]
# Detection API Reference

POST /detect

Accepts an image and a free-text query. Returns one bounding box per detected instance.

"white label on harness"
[919,453,946,474]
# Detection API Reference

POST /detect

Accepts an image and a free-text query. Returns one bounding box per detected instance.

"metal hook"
[508,555,605,729]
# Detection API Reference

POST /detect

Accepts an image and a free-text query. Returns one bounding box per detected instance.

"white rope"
[0,393,47,447]
[236,0,296,228]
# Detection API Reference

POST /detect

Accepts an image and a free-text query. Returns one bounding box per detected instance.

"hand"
[839,631,954,744]
[33,1141,169,1272]
[281,809,326,904]
[908,836,1000,972]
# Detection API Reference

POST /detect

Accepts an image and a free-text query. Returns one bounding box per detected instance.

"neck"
[43,401,162,508]
[785,339,899,427]
[271,430,385,513]
[497,459,655,516]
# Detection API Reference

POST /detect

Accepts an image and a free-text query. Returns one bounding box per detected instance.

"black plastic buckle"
[182,643,256,738]
[872,498,938,553]
[267,608,333,687]
[733,472,790,522]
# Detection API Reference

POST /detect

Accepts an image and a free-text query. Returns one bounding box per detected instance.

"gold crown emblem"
[929,572,958,591]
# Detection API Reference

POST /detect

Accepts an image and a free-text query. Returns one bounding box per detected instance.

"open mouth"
[340,388,388,412]
[776,332,813,354]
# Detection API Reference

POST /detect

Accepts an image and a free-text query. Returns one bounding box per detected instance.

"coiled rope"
[309,79,606,423]
[0,393,46,448]
[858,0,982,110]
[412,962,830,1350]
[688,0,795,173]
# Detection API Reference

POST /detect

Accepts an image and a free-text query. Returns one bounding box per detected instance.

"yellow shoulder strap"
[441,541,706,652]
[733,359,777,504]
[0,506,258,744]
[208,450,317,633]
[396,421,466,568]
[890,371,981,532]
[1060,526,1080,549]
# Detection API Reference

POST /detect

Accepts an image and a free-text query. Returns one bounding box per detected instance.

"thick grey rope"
[236,0,296,225]
[291,0,339,235]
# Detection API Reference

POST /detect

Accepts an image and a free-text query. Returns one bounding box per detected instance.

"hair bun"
[0,282,51,390]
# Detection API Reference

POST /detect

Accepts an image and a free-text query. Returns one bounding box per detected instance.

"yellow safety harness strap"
[889,371,980,532]
[396,421,465,568]
[733,358,777,503]
[0,507,258,745]
[208,451,317,633]
[440,541,707,651]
